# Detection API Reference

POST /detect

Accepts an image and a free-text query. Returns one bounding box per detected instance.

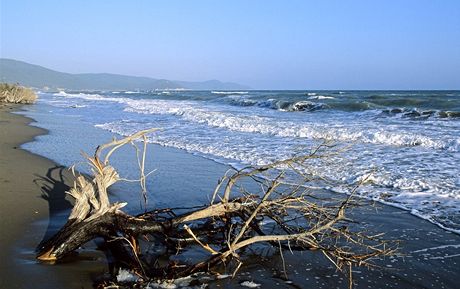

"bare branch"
[36,130,398,288]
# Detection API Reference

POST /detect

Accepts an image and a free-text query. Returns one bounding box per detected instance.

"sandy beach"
[1,103,460,289]
[2,0,459,287]
[0,105,106,289]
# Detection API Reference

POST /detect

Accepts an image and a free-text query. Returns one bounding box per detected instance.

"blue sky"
[1,0,459,89]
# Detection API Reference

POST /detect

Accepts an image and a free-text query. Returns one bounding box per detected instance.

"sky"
[1,0,459,89]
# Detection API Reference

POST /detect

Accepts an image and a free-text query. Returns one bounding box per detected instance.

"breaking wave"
[37,90,460,233]
[211,91,249,95]
[50,91,459,151]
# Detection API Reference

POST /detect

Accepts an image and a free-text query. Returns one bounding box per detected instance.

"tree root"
[36,129,398,288]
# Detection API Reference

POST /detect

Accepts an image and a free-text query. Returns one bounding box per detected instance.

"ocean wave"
[69,104,87,108]
[439,111,460,118]
[121,100,457,151]
[226,97,328,112]
[381,108,460,119]
[54,91,69,96]
[54,91,460,120]
[53,91,125,102]
[50,91,459,151]
[225,95,258,107]
[95,118,460,234]
[308,95,335,100]
[279,100,327,111]
[211,91,249,95]
[225,96,460,117]
[53,91,106,99]
[256,99,325,111]
[343,171,460,234]
[38,91,460,234]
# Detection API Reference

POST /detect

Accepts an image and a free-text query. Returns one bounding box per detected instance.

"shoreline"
[2,103,460,288]
[0,105,103,289]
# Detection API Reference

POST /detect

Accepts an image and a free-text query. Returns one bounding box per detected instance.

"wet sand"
[1,104,460,289]
[0,105,105,289]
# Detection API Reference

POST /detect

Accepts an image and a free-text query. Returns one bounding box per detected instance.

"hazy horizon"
[1,0,459,90]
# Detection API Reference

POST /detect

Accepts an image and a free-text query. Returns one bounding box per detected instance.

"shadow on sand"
[33,165,73,251]
[33,165,118,279]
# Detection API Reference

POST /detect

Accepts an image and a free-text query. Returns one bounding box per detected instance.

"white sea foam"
[308,95,335,100]
[43,91,460,233]
[53,91,106,99]
[97,116,460,235]
[117,269,140,282]
[428,254,460,260]
[240,281,261,288]
[123,99,455,151]
[51,92,458,151]
[54,91,67,96]
[412,244,460,253]
[211,91,248,95]
[225,94,257,106]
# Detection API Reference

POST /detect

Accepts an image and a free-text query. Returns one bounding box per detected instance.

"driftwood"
[36,129,398,288]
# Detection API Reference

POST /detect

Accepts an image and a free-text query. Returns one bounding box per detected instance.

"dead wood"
[36,129,398,288]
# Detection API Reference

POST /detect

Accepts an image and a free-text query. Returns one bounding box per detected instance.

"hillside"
[0,59,249,90]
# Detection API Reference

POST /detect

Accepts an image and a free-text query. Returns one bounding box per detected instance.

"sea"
[20,90,460,234]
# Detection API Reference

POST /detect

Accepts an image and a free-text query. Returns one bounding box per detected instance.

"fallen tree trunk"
[37,199,247,262]
[36,129,398,287]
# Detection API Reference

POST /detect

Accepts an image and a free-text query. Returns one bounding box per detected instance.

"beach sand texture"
[1,104,460,288]
[0,106,104,289]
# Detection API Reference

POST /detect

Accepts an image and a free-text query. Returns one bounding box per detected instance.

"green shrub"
[0,83,37,104]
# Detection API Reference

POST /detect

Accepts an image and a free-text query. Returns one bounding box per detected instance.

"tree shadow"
[34,165,73,251]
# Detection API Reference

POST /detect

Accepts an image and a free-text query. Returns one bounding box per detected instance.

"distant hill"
[0,59,250,91]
